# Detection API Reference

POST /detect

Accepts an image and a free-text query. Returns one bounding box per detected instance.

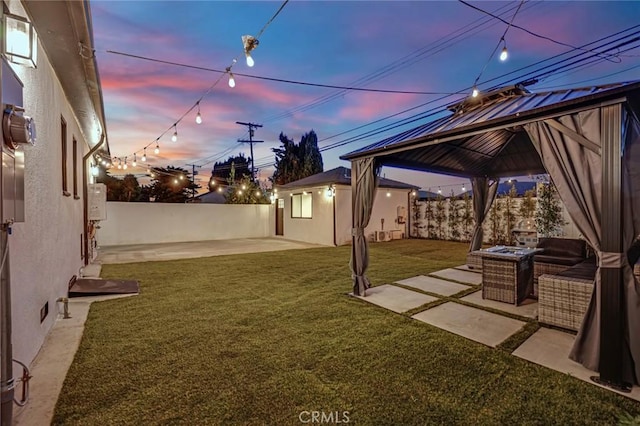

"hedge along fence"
[410,184,580,245]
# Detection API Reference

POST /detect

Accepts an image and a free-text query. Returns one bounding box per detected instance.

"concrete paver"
[513,327,640,401]
[430,268,482,285]
[354,284,437,313]
[461,290,538,319]
[412,302,526,347]
[395,275,471,296]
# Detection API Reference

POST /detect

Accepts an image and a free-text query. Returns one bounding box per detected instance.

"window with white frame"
[291,192,312,218]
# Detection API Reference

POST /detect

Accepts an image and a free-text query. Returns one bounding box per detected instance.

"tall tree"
[210,154,252,186]
[535,182,564,237]
[149,166,198,203]
[271,130,323,185]
[99,171,142,202]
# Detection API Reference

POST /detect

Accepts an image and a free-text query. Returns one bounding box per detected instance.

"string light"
[105,1,292,172]
[142,148,147,162]
[195,102,202,124]
[472,86,479,97]
[123,157,128,170]
[462,184,466,191]
[171,124,178,142]
[437,187,442,194]
[174,178,178,184]
[499,39,509,61]
[242,35,259,67]
[117,159,122,169]
[132,154,137,167]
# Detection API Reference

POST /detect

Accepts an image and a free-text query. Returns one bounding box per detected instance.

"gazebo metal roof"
[341,81,640,178]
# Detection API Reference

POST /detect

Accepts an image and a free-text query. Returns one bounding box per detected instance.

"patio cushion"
[536,237,587,258]
[533,254,585,266]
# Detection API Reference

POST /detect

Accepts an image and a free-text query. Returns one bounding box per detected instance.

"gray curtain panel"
[469,177,499,252]
[525,106,640,385]
[349,158,381,296]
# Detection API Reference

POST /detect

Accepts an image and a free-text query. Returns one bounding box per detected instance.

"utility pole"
[185,163,202,199]
[236,121,263,181]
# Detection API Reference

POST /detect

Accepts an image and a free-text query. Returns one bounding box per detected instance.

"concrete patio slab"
[430,268,482,285]
[96,237,323,264]
[513,328,640,401]
[454,264,474,272]
[412,302,526,347]
[395,275,470,296]
[461,290,538,319]
[354,284,437,313]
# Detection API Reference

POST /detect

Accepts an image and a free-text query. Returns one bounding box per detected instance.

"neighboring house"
[190,188,227,204]
[1,0,109,404]
[275,166,418,246]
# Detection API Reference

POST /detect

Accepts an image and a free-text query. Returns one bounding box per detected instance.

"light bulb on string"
[462,184,466,192]
[123,157,128,170]
[171,125,178,142]
[142,148,147,162]
[228,72,236,88]
[242,35,258,68]
[117,159,122,170]
[179,175,184,180]
[472,86,479,98]
[499,39,508,62]
[154,143,160,155]
[437,187,442,194]
[132,154,137,167]
[195,102,202,124]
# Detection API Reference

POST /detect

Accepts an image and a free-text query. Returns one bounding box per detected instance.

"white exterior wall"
[97,202,274,246]
[7,1,88,368]
[280,184,411,246]
[278,187,335,246]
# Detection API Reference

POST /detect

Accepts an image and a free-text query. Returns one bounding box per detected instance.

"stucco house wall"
[5,1,90,369]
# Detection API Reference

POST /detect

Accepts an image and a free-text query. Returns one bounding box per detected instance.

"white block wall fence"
[97,202,275,246]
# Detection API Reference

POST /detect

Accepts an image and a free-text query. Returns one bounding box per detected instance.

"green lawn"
[53,240,640,425]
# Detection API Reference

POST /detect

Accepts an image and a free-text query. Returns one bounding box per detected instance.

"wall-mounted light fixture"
[325,186,336,199]
[3,13,37,68]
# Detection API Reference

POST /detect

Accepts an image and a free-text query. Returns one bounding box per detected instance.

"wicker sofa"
[538,258,596,331]
[532,237,589,297]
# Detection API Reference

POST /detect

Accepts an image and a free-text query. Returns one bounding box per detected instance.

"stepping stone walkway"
[461,290,538,319]
[354,284,437,313]
[430,268,482,285]
[412,302,526,347]
[395,275,470,297]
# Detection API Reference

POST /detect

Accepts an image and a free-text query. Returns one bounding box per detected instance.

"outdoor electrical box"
[88,183,107,221]
[1,58,32,224]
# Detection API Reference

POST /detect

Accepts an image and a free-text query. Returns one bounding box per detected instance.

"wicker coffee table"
[471,246,542,305]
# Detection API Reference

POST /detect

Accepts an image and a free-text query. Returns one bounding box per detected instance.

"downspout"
[82,133,104,265]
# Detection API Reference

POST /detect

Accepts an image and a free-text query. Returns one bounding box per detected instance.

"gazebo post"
[597,103,626,388]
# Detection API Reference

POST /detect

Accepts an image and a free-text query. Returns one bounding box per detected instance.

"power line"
[458,0,631,61]
[104,50,457,95]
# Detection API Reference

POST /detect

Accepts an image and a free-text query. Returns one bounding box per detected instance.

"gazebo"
[341,81,640,391]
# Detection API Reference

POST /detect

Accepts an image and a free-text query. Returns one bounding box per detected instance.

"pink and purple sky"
[91,1,640,192]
